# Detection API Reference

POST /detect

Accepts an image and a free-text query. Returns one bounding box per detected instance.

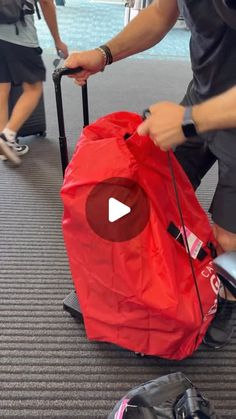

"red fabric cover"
[61,111,220,360]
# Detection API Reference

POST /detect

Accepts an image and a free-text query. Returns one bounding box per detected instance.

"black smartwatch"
[181,106,198,138]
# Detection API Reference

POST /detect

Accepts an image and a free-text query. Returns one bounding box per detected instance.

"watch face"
[182,121,197,138]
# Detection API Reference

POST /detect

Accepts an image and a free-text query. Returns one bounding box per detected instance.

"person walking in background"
[64,0,236,349]
[0,0,68,165]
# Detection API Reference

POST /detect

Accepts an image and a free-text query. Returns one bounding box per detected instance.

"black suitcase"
[9,86,47,138]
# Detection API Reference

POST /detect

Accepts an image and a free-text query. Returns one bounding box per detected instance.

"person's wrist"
[55,41,63,52]
[192,104,213,133]
[54,36,62,44]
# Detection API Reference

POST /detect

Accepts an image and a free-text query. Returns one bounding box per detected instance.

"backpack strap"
[23,0,41,20]
[34,0,41,20]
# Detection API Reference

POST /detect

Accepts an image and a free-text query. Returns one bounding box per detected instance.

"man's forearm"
[193,86,236,133]
[106,0,179,62]
[39,0,61,44]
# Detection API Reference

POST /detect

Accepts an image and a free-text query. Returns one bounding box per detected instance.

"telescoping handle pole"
[52,66,89,176]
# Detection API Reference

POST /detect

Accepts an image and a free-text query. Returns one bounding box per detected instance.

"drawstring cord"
[167,151,204,321]
[142,108,204,321]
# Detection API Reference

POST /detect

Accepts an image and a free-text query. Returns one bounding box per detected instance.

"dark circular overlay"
[85,177,150,242]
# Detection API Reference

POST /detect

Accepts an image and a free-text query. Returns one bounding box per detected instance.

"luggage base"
[63,290,144,356]
[63,291,84,322]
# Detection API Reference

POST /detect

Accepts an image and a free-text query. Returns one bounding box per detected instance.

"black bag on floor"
[108,372,220,419]
[9,86,46,138]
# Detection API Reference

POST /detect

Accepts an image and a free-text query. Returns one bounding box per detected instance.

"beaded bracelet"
[99,44,113,65]
[95,47,107,71]
[95,44,113,71]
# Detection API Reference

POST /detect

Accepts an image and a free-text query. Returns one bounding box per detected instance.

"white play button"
[108,197,131,223]
[86,177,150,242]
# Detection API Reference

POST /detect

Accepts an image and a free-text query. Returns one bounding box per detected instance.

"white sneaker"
[0,134,29,164]
[13,142,29,156]
[0,134,21,165]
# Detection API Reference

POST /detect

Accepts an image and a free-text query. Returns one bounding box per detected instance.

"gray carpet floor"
[0,56,235,419]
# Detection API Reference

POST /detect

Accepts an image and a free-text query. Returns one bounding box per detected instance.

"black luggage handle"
[52,66,89,176]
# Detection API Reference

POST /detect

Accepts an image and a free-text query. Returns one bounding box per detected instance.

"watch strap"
[182,106,198,138]
[183,106,192,122]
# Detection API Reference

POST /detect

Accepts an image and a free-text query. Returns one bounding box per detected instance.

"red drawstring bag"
[61,111,220,360]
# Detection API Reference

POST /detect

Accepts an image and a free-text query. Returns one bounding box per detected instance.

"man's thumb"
[137,120,149,136]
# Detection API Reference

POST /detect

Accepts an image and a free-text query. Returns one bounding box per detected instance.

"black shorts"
[0,39,46,85]
[175,81,236,233]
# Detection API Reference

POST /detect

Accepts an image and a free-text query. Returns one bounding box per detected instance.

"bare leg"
[0,82,22,164]
[6,81,43,132]
[0,81,42,164]
[0,83,11,132]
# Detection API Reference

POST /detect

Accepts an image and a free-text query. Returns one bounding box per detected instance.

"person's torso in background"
[177,0,236,101]
[0,0,39,48]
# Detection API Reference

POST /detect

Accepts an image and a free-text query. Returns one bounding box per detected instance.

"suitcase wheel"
[38,131,47,137]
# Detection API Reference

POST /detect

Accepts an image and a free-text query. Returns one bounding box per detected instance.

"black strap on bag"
[33,0,41,20]
[167,221,208,261]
